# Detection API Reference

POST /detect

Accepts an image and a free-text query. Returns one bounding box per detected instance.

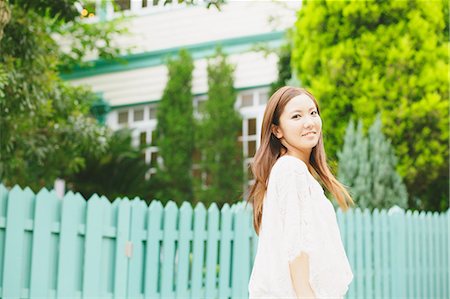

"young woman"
[247,86,354,299]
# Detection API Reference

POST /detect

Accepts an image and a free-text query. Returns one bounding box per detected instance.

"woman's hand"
[289,252,317,299]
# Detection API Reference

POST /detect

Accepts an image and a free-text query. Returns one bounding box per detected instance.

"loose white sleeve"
[277,167,313,264]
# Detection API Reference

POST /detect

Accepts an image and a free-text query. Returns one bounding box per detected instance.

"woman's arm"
[289,252,317,299]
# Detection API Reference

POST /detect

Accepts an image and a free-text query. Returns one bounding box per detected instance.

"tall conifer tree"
[151,49,195,205]
[194,49,243,206]
[338,114,407,210]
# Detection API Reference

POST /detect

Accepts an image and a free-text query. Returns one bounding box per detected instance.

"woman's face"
[272,94,322,159]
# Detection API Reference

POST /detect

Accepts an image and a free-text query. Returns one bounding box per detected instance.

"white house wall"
[94,1,301,57]
[69,51,279,107]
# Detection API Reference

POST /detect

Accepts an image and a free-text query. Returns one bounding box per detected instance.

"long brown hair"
[245,86,354,235]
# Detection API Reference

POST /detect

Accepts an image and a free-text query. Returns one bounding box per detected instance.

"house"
[62,0,301,194]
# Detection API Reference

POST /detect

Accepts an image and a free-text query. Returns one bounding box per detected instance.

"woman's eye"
[293,114,301,119]
[311,111,318,115]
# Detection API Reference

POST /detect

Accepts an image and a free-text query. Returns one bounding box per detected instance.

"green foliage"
[338,114,408,210]
[292,0,449,211]
[55,15,131,73]
[66,128,153,202]
[0,1,125,191]
[151,49,195,206]
[270,42,292,96]
[194,48,243,207]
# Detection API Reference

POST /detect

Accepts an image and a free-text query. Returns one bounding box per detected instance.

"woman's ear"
[271,124,283,139]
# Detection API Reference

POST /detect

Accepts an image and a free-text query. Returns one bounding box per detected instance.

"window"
[140,131,147,146]
[142,0,148,7]
[248,140,256,157]
[241,93,253,107]
[114,0,131,11]
[259,91,269,105]
[150,151,158,167]
[134,108,144,122]
[248,118,257,136]
[149,106,157,120]
[197,100,206,114]
[118,110,128,124]
[151,130,158,145]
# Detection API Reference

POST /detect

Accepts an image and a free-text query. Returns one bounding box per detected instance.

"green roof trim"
[61,31,286,80]
[110,83,271,110]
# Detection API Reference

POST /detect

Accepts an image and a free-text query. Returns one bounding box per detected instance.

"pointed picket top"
[194,201,206,217]
[164,200,178,214]
[388,205,404,215]
[111,197,121,207]
[149,199,163,212]
[63,190,85,204]
[36,187,52,198]
[194,201,205,210]
[180,201,193,213]
[405,209,413,217]
[363,208,371,217]
[220,202,230,212]
[130,198,147,213]
[87,193,102,202]
[10,184,25,193]
[354,207,362,216]
[207,202,219,213]
[23,186,34,194]
[372,207,380,216]
[412,209,419,217]
[165,200,178,209]
[121,196,132,203]
[234,203,244,213]
[70,191,86,201]
[100,195,110,206]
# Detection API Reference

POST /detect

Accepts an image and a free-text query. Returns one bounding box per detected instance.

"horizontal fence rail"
[0,184,448,299]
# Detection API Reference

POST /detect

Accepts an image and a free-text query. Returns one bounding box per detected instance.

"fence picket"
[2,186,34,299]
[175,202,193,299]
[113,198,131,298]
[346,208,356,299]
[161,201,178,299]
[218,204,232,299]
[56,192,85,298]
[127,198,147,298]
[82,195,106,298]
[363,209,373,298]
[354,208,364,298]
[380,209,391,298]
[372,208,382,299]
[144,200,163,299]
[0,185,8,291]
[29,188,59,298]
[191,202,206,298]
[205,203,219,299]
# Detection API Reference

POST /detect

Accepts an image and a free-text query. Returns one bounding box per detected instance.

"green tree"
[151,49,195,206]
[292,0,449,211]
[66,128,153,202]
[338,114,408,210]
[194,49,243,207]
[0,0,131,191]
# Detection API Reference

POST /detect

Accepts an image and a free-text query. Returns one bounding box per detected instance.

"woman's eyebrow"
[291,107,316,113]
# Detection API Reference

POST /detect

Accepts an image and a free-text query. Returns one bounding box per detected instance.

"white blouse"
[248,155,353,299]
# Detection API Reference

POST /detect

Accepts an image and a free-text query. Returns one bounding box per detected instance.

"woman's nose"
[303,116,314,127]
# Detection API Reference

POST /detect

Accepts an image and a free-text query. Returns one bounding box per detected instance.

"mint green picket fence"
[0,184,448,299]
